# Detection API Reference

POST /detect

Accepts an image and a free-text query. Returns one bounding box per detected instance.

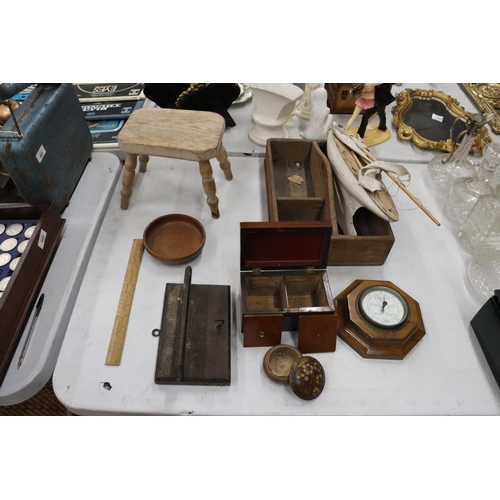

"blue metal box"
[0,84,93,212]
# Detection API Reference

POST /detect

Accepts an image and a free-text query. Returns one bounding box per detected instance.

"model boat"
[326,122,411,235]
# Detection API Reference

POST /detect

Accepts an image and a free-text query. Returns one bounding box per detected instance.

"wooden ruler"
[105,238,144,366]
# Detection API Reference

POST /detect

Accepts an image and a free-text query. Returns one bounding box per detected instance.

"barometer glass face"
[357,285,409,329]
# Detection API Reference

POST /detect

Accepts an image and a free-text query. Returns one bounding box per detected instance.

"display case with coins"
[0,203,65,386]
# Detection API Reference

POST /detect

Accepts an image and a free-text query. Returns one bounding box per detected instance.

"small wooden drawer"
[298,314,337,353]
[243,314,283,347]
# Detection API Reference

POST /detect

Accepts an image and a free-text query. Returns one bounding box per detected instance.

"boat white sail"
[327,123,404,235]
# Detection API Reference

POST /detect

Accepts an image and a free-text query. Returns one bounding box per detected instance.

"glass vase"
[467,248,500,303]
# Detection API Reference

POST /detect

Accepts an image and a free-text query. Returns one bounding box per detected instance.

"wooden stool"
[117,108,233,218]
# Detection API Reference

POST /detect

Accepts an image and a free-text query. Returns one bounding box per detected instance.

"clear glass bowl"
[467,248,500,303]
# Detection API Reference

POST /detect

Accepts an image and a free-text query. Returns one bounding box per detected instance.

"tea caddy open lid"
[240,221,332,272]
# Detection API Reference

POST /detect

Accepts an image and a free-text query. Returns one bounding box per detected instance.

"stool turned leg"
[121,153,138,210]
[199,160,220,218]
[216,144,233,181]
[138,154,149,173]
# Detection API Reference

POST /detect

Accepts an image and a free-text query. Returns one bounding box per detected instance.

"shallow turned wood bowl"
[263,345,302,384]
[143,214,206,264]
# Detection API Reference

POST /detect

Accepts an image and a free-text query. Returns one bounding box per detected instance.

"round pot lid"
[289,356,325,400]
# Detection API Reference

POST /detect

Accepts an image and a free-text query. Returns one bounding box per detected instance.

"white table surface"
[52,145,500,414]
[0,153,121,405]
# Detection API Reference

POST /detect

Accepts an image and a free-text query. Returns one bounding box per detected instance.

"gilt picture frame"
[392,88,491,155]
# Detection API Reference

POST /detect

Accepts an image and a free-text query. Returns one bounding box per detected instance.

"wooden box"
[0,203,65,386]
[240,221,336,349]
[265,138,395,266]
[325,83,359,114]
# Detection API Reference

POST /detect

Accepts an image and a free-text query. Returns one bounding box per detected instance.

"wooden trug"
[264,138,395,266]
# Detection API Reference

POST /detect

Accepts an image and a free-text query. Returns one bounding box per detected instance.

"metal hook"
[214,319,225,330]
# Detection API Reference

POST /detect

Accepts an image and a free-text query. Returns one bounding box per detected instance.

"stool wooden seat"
[117,108,233,218]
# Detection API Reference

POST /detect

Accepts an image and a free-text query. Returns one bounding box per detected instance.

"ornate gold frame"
[392,88,491,155]
[459,83,500,135]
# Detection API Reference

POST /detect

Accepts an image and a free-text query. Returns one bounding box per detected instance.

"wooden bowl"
[143,214,206,264]
[263,344,302,384]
